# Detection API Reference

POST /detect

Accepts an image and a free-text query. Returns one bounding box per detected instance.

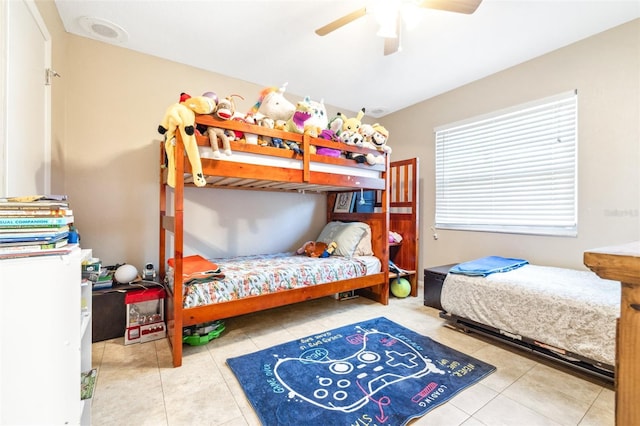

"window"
[435,90,577,236]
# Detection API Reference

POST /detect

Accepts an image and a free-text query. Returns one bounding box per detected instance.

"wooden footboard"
[166,273,388,367]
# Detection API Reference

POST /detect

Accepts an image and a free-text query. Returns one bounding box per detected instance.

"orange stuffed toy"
[296,241,338,258]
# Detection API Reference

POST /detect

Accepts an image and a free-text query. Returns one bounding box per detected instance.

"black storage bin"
[423,264,456,310]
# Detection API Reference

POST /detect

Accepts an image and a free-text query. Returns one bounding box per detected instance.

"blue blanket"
[449,256,529,277]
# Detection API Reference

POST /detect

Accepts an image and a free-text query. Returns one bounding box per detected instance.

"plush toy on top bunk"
[305,99,343,159]
[338,108,366,147]
[197,93,236,158]
[248,83,297,150]
[216,94,250,143]
[249,82,296,123]
[336,108,376,165]
[284,97,329,154]
[158,92,216,187]
[371,124,391,154]
[358,123,391,166]
[331,107,391,166]
[282,100,311,154]
[316,115,345,158]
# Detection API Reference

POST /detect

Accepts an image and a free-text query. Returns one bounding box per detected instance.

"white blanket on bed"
[441,264,620,366]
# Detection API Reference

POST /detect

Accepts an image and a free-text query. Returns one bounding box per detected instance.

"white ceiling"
[54,0,639,118]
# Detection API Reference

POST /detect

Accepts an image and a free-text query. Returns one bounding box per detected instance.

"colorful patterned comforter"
[169,252,377,309]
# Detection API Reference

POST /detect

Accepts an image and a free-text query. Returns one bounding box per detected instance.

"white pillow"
[317,221,372,257]
[354,224,374,256]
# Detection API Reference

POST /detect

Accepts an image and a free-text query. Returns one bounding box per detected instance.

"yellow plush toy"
[371,123,392,154]
[158,93,216,188]
[338,107,366,146]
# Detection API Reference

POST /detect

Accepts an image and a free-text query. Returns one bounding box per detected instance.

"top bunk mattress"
[171,252,381,309]
[441,264,620,366]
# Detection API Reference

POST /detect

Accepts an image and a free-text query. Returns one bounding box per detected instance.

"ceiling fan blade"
[383,16,401,56]
[419,0,482,14]
[315,7,367,36]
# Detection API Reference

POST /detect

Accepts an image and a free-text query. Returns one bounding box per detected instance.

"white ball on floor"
[114,264,138,283]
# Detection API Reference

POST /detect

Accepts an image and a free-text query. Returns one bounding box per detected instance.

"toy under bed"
[168,252,381,309]
[439,264,620,379]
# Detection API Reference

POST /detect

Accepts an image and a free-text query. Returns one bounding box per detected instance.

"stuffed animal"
[296,241,337,258]
[199,97,238,158]
[305,97,328,132]
[158,93,216,187]
[214,94,246,141]
[348,122,391,166]
[249,83,296,122]
[338,108,387,165]
[255,116,275,146]
[341,108,365,132]
[339,108,366,146]
[242,114,259,145]
[371,123,392,154]
[205,127,231,158]
[201,91,218,105]
[359,123,375,145]
[285,99,312,134]
[327,115,344,139]
[316,115,343,158]
[271,120,288,149]
[214,96,235,120]
[282,100,313,154]
[295,96,325,154]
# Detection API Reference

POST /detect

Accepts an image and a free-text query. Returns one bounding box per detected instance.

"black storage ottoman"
[423,264,457,310]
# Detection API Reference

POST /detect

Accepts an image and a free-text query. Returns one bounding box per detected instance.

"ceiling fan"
[315,0,483,56]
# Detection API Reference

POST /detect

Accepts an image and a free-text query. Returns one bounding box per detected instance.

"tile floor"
[91,286,614,426]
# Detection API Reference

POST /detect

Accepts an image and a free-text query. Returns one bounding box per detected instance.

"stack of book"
[0,195,75,259]
[82,257,114,290]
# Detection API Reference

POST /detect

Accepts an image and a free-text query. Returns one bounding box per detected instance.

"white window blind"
[435,90,577,236]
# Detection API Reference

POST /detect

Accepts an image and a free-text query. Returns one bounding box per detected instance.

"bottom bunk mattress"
[170,252,381,309]
[441,265,620,366]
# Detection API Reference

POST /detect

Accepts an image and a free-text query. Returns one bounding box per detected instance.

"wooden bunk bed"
[159,114,391,367]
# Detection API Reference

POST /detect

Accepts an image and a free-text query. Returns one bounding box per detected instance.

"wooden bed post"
[159,141,166,280]
[168,135,185,367]
[388,158,419,297]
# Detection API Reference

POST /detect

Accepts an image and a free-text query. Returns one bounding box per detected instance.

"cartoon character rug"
[227,316,496,425]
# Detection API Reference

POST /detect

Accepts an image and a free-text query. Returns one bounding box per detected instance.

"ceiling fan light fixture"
[376,21,398,38]
[371,0,401,37]
[400,2,423,31]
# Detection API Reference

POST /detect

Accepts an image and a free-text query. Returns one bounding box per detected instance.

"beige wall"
[37,1,355,269]
[385,19,640,270]
[38,1,639,272]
